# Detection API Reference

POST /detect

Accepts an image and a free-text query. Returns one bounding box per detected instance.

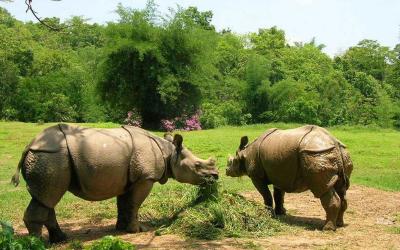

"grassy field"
[0,121,399,238]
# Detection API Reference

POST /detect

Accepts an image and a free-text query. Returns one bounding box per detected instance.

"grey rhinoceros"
[11,124,218,243]
[226,125,353,231]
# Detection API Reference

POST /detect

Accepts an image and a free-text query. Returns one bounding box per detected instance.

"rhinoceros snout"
[203,169,219,180]
[210,173,219,180]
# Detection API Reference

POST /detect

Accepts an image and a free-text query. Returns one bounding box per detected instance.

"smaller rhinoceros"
[11,124,218,243]
[226,125,353,231]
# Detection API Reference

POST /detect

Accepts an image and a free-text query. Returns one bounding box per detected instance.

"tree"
[250,26,286,55]
[177,6,215,31]
[385,43,400,98]
[98,4,218,128]
[0,60,18,119]
[244,54,271,121]
[338,39,391,82]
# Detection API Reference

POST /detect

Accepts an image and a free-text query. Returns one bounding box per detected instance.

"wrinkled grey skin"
[226,125,353,231]
[11,124,218,243]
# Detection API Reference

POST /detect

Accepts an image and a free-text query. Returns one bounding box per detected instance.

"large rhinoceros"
[226,125,353,231]
[11,124,218,243]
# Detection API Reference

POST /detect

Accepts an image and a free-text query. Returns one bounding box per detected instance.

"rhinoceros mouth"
[200,173,219,184]
[209,173,219,180]
[225,168,233,176]
[226,166,241,177]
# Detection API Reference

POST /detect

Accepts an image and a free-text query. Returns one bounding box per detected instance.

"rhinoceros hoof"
[115,221,127,231]
[49,232,67,244]
[322,221,337,231]
[336,219,344,227]
[275,207,287,216]
[265,206,275,216]
[126,223,148,233]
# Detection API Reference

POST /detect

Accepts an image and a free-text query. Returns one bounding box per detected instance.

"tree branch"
[25,0,63,31]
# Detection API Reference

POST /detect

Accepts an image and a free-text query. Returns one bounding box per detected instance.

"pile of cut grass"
[158,181,286,240]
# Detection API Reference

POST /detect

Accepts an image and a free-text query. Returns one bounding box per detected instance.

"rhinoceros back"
[59,124,132,200]
[29,125,67,152]
[259,126,312,192]
[121,125,168,184]
[259,125,344,197]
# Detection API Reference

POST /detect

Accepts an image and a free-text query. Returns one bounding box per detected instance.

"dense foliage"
[0,2,399,128]
[0,221,46,250]
[0,220,136,250]
[86,236,136,250]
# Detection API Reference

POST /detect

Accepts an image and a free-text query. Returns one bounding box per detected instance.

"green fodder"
[160,181,285,240]
[195,178,220,202]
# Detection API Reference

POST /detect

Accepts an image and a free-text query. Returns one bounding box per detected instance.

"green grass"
[0,121,399,239]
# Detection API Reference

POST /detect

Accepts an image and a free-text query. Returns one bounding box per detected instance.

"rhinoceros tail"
[338,146,352,190]
[11,145,30,187]
[335,141,349,190]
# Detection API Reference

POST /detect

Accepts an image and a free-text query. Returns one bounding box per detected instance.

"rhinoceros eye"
[195,161,201,168]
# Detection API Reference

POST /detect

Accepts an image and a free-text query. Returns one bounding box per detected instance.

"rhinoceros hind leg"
[334,177,348,227]
[24,198,67,243]
[116,191,131,231]
[336,197,347,227]
[24,198,49,239]
[273,186,286,215]
[45,208,67,243]
[320,189,340,231]
[125,180,154,233]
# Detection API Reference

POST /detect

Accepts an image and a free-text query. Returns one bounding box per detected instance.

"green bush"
[0,221,46,250]
[67,240,84,250]
[87,236,135,250]
[258,111,276,123]
[392,112,400,128]
[200,102,250,129]
[221,101,251,126]
[200,103,228,129]
[0,60,19,120]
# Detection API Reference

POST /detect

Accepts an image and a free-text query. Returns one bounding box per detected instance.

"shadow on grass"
[53,196,205,244]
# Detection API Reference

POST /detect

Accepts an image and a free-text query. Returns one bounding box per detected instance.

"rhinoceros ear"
[173,134,183,153]
[164,133,173,142]
[239,136,248,150]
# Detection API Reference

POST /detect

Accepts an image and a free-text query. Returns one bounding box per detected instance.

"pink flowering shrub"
[184,113,201,131]
[124,109,142,127]
[160,119,176,132]
[160,111,202,131]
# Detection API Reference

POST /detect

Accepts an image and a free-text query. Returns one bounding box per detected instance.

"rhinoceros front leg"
[124,180,154,233]
[251,177,274,214]
[273,186,286,215]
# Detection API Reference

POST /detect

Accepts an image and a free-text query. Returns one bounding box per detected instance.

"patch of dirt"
[15,185,400,249]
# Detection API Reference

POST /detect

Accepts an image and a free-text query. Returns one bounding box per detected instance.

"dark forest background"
[1,1,400,129]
